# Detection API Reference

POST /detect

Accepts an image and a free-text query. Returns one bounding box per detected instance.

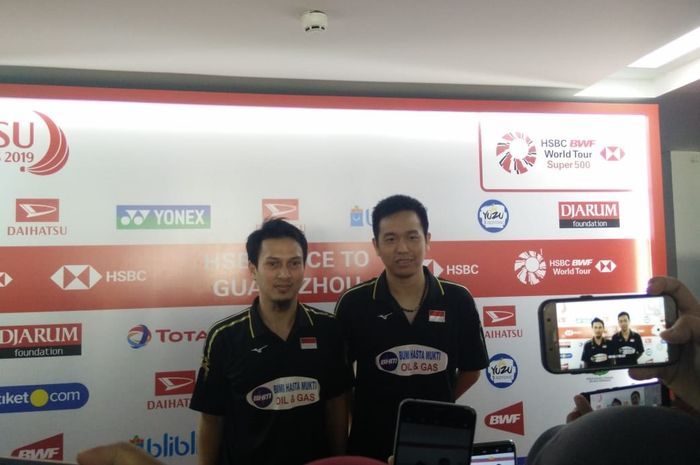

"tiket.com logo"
[600,146,625,161]
[12,433,63,460]
[0,383,89,414]
[485,401,525,435]
[514,250,546,285]
[130,432,196,458]
[0,272,12,288]
[117,205,211,230]
[596,260,617,273]
[496,132,537,174]
[2,111,70,176]
[262,199,299,220]
[16,199,59,222]
[51,265,102,290]
[559,201,620,229]
[483,306,516,327]
[0,323,82,360]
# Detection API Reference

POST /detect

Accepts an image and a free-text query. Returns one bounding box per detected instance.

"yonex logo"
[262,199,299,220]
[0,272,12,288]
[117,205,211,230]
[514,251,546,285]
[51,265,102,290]
[596,260,617,273]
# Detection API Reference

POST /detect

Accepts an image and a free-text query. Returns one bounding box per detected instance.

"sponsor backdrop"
[0,86,666,462]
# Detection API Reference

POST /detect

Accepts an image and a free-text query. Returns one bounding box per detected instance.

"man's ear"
[372,237,379,254]
[425,232,431,250]
[248,261,257,279]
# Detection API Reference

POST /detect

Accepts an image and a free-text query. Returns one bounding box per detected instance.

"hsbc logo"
[485,401,524,435]
[0,272,12,288]
[155,371,196,396]
[51,265,102,290]
[600,146,625,161]
[262,199,299,220]
[483,306,516,327]
[595,260,617,273]
[12,433,63,460]
[422,259,444,278]
[16,199,59,222]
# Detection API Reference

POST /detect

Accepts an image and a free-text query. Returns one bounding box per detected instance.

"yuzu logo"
[496,132,537,174]
[0,383,89,413]
[1,111,70,176]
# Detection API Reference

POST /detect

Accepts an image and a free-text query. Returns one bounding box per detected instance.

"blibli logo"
[117,205,211,230]
[130,432,196,458]
[0,383,89,414]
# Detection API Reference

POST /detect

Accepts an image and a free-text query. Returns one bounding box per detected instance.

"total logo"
[51,265,148,290]
[130,431,196,458]
[148,370,195,410]
[486,353,518,389]
[117,205,211,230]
[0,271,12,288]
[514,250,546,285]
[0,383,89,414]
[496,132,537,174]
[7,199,67,237]
[477,200,509,233]
[12,433,63,460]
[482,305,522,339]
[350,205,373,227]
[0,323,82,359]
[559,201,620,229]
[127,325,207,349]
[485,401,524,435]
[423,259,479,278]
[1,111,70,176]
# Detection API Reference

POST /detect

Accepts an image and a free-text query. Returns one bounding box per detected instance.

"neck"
[594,336,603,344]
[386,269,426,301]
[257,296,298,340]
[621,329,630,337]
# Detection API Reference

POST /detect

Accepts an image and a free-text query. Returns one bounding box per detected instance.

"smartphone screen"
[582,381,670,409]
[394,399,476,465]
[472,441,516,465]
[539,294,678,373]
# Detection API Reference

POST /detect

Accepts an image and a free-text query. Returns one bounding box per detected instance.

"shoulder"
[206,308,252,343]
[334,278,378,313]
[302,304,337,323]
[436,278,475,299]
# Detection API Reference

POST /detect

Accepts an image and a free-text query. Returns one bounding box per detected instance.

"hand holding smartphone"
[539,294,679,374]
[393,399,476,465]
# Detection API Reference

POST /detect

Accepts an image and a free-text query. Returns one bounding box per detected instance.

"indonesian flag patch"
[429,310,446,323]
[300,337,318,350]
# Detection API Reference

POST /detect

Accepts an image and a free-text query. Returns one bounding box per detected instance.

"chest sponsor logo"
[0,323,82,359]
[483,306,516,327]
[12,433,63,460]
[376,344,448,376]
[300,336,317,350]
[246,376,320,410]
[485,401,525,435]
[486,353,518,389]
[428,310,445,323]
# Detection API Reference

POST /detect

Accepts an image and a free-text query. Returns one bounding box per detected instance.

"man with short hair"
[610,311,645,366]
[581,317,612,369]
[630,390,641,406]
[334,194,489,460]
[191,219,352,465]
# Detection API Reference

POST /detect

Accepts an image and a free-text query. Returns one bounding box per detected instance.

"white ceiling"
[2,1,700,98]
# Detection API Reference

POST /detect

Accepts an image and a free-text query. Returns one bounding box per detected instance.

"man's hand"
[566,394,593,423]
[77,442,164,465]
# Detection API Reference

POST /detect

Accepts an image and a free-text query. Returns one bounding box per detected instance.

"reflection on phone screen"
[395,421,472,465]
[588,382,665,410]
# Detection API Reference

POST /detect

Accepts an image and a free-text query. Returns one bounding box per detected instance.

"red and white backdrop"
[0,86,666,462]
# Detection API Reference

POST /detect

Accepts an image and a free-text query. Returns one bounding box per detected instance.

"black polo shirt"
[581,338,612,369]
[610,330,645,366]
[190,299,352,465]
[334,267,489,460]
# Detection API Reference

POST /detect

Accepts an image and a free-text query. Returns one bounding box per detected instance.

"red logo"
[0,323,81,348]
[1,112,70,176]
[16,198,60,222]
[12,433,63,460]
[600,146,625,161]
[262,199,299,220]
[558,202,619,220]
[300,336,318,350]
[155,370,196,396]
[485,402,524,435]
[496,132,537,174]
[483,306,516,327]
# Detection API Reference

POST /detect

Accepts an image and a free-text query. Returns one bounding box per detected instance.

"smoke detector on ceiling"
[302,10,327,33]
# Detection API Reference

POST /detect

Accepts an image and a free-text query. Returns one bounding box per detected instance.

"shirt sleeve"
[190,328,228,415]
[454,288,490,371]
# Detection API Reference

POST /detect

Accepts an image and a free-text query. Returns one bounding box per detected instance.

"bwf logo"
[485,401,524,435]
[12,433,63,460]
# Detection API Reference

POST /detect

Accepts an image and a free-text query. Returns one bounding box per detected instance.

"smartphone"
[393,399,477,465]
[539,293,678,374]
[472,441,516,465]
[582,380,670,409]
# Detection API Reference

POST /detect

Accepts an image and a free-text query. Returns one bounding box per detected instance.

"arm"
[454,370,480,400]
[325,390,350,455]
[197,413,224,465]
